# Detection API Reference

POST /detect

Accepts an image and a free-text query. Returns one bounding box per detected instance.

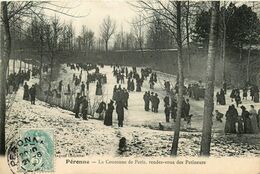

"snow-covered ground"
[5,64,260,157]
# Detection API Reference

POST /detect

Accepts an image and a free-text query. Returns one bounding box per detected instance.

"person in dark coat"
[81,82,85,96]
[216,92,220,105]
[116,101,127,127]
[183,99,190,121]
[104,100,114,126]
[96,101,106,120]
[171,99,177,122]
[241,105,251,133]
[123,88,129,107]
[136,79,142,92]
[74,93,81,118]
[127,78,131,91]
[81,96,88,120]
[23,82,30,100]
[223,81,227,94]
[242,87,248,100]
[95,80,102,95]
[150,92,155,112]
[237,115,244,135]
[58,80,63,92]
[253,86,259,103]
[220,89,226,105]
[164,95,170,107]
[230,89,236,101]
[164,105,170,122]
[215,110,224,123]
[154,93,160,113]
[234,93,241,107]
[249,105,259,133]
[29,85,36,105]
[130,79,135,91]
[67,84,71,94]
[143,92,150,111]
[224,105,237,134]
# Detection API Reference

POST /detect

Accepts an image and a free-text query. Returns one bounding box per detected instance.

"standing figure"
[29,84,36,105]
[74,93,81,118]
[154,93,160,113]
[104,100,114,126]
[249,105,259,133]
[241,105,251,133]
[96,101,106,120]
[143,92,150,111]
[81,82,85,96]
[23,82,30,100]
[67,84,71,94]
[95,80,102,95]
[242,87,248,100]
[81,96,88,120]
[164,105,170,122]
[58,80,63,92]
[224,105,237,134]
[116,101,127,127]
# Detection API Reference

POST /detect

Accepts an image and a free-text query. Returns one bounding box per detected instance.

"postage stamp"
[7,129,55,173]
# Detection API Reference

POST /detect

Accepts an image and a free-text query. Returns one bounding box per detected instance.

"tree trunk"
[105,40,108,52]
[171,1,183,156]
[246,43,252,82]
[186,0,191,75]
[13,57,15,73]
[39,37,43,87]
[200,1,220,156]
[222,9,226,83]
[19,56,22,71]
[0,1,11,155]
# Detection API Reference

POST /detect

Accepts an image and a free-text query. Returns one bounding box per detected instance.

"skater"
[215,110,224,123]
[104,100,114,126]
[249,105,259,134]
[224,105,238,134]
[81,82,85,96]
[143,92,150,111]
[116,100,127,127]
[164,105,170,122]
[154,93,160,113]
[96,101,106,120]
[23,82,30,100]
[81,96,88,120]
[29,84,36,105]
[95,80,102,95]
[241,105,251,133]
[74,93,81,118]
[58,80,63,92]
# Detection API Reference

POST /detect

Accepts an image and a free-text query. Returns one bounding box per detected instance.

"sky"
[43,0,260,39]
[44,0,137,37]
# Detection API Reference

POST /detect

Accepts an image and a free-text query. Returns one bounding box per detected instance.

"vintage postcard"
[0,0,259,173]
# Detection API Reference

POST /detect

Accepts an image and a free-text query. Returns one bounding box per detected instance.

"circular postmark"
[7,141,19,174]
[7,129,54,173]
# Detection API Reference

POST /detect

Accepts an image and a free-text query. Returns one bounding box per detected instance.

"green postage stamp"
[9,129,55,173]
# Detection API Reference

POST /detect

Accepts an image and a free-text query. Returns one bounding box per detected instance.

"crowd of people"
[23,82,37,105]
[7,69,31,94]
[17,62,260,134]
[223,104,260,134]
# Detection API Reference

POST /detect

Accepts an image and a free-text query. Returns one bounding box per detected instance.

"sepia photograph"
[0,0,259,173]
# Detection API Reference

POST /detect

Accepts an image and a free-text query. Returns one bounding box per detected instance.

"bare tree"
[200,1,220,156]
[171,1,184,156]
[100,15,116,52]
[1,1,85,155]
[132,15,145,57]
[131,0,186,155]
